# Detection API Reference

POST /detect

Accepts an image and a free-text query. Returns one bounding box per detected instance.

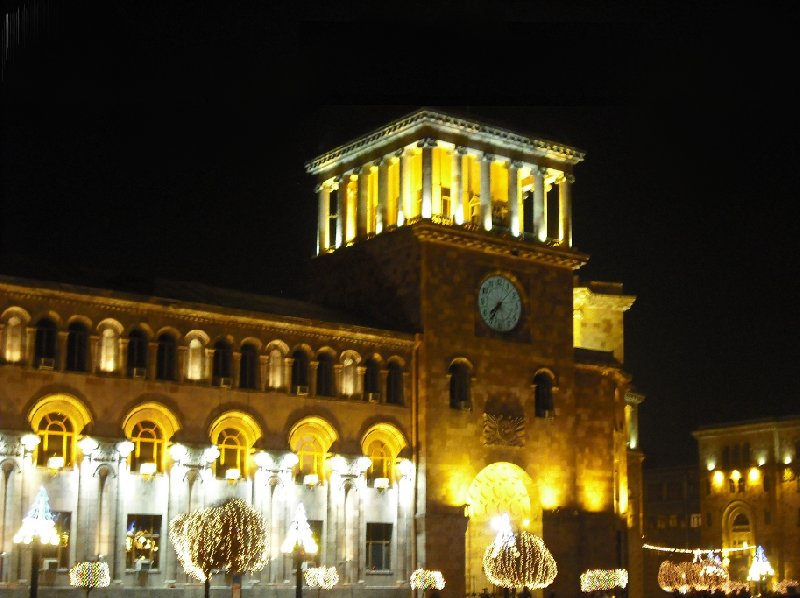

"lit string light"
[657,554,731,595]
[410,568,446,590]
[169,498,269,583]
[579,569,628,592]
[13,486,60,546]
[776,579,799,594]
[482,515,557,590]
[644,543,753,556]
[69,561,110,595]
[304,566,339,590]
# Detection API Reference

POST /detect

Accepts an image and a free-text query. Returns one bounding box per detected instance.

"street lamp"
[13,487,60,598]
[281,503,319,598]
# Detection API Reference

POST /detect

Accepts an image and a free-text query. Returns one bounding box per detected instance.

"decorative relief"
[482,413,525,447]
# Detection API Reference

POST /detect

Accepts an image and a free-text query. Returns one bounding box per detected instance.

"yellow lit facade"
[0,109,644,598]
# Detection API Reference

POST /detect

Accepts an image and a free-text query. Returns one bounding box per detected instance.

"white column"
[558,173,574,247]
[399,148,410,225]
[508,161,521,236]
[335,175,346,248]
[480,153,493,231]
[452,147,465,224]
[316,182,330,254]
[377,158,389,233]
[533,165,547,242]
[357,167,369,238]
[419,138,436,219]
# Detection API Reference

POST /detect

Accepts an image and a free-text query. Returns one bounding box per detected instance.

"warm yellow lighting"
[374,477,389,491]
[253,451,272,469]
[117,440,135,458]
[21,434,41,451]
[225,468,240,481]
[140,462,157,476]
[581,481,608,512]
[203,446,220,464]
[169,443,187,463]
[355,456,372,473]
[713,471,724,486]
[47,456,64,470]
[397,458,414,479]
[521,519,530,528]
[304,473,319,487]
[706,461,716,471]
[784,455,793,465]
[749,467,760,482]
[330,455,347,474]
[540,485,559,509]
[757,455,766,466]
[730,469,741,481]
[78,436,98,455]
[282,452,299,469]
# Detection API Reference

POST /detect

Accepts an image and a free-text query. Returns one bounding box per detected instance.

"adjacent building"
[0,108,645,597]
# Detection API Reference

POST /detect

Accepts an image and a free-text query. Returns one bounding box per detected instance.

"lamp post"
[281,503,319,598]
[13,487,60,598]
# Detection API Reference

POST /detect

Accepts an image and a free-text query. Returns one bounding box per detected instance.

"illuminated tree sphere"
[69,561,110,597]
[169,498,269,598]
[483,530,557,590]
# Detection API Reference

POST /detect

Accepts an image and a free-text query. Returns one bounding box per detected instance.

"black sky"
[2,0,798,467]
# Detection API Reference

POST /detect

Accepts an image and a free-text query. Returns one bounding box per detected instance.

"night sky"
[2,1,798,467]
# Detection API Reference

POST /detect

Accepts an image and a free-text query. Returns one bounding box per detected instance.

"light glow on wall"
[748,467,760,482]
[713,470,724,487]
[730,469,741,481]
[706,460,715,471]
[539,485,559,509]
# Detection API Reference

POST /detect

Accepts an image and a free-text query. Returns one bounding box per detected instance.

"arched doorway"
[722,503,754,582]
[465,462,537,595]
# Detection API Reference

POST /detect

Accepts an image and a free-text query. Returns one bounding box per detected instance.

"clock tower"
[305,109,643,598]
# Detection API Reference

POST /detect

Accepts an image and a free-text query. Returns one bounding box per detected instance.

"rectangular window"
[738,478,745,493]
[668,514,678,528]
[728,479,735,493]
[764,510,771,525]
[657,516,666,529]
[366,523,392,571]
[40,511,71,568]
[690,513,702,528]
[764,475,772,493]
[126,514,162,569]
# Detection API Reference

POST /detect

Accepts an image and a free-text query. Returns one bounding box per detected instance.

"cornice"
[0,281,415,350]
[305,109,586,175]
[409,222,588,270]
[691,416,800,438]
[573,287,636,311]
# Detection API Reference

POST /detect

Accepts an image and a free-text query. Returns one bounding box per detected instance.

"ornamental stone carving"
[482,413,525,447]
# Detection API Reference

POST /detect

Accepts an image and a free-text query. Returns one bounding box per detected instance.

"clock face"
[478,275,522,332]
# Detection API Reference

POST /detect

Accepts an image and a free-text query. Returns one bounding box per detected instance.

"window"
[127,329,148,377]
[738,478,745,493]
[130,421,164,474]
[366,523,392,571]
[533,371,554,417]
[41,511,71,568]
[99,328,118,372]
[690,513,702,528]
[732,444,740,467]
[291,349,309,392]
[363,358,380,399]
[4,315,24,363]
[215,428,246,479]
[340,351,359,396]
[449,361,471,409]
[656,516,666,529]
[296,436,324,481]
[367,440,392,482]
[743,442,751,466]
[186,337,204,380]
[316,353,334,396]
[156,333,176,381]
[239,343,258,389]
[34,317,57,366]
[212,340,232,385]
[268,348,283,389]
[764,510,771,525]
[764,475,772,493]
[728,479,735,493]
[65,322,89,372]
[126,514,161,569]
[36,412,75,467]
[386,361,403,405]
[722,445,730,468]
[669,514,678,528]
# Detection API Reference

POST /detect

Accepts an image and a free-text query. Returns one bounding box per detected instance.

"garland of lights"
[777,579,799,594]
[169,498,269,583]
[657,555,731,595]
[483,529,557,590]
[644,542,753,556]
[304,566,339,590]
[410,568,446,590]
[69,561,110,595]
[579,569,628,592]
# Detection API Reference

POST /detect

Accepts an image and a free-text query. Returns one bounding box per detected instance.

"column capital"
[417,137,438,148]
[509,160,523,170]
[374,157,388,168]
[557,173,575,184]
[315,182,328,193]
[481,153,495,162]
[531,164,547,176]
[454,146,468,155]
[394,148,405,158]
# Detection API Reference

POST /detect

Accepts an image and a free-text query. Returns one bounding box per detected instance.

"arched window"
[533,371,555,418]
[156,333,176,381]
[34,317,57,368]
[290,349,309,393]
[288,416,338,485]
[239,343,258,389]
[340,351,360,396]
[129,421,164,474]
[366,440,392,481]
[186,337,204,380]
[212,340,232,386]
[36,412,75,467]
[386,361,404,405]
[66,322,89,372]
[316,352,334,396]
[268,348,283,389]
[364,358,380,400]
[215,428,246,479]
[98,327,118,372]
[449,361,471,409]
[296,435,325,480]
[3,315,24,363]
[127,329,148,377]
[360,423,408,487]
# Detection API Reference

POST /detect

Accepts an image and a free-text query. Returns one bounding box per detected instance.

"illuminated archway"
[465,462,537,596]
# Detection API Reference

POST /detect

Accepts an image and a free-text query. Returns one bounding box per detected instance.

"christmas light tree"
[69,561,110,597]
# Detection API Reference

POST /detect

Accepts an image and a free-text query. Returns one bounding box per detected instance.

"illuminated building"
[693,417,800,584]
[0,109,644,597]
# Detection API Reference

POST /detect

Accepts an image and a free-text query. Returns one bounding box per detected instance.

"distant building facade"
[693,417,800,584]
[0,109,645,597]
